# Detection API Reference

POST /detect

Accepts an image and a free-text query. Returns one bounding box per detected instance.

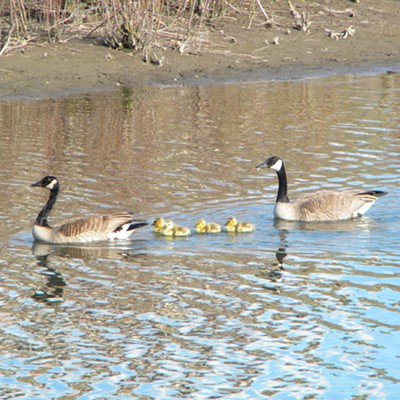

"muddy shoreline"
[1,0,399,100]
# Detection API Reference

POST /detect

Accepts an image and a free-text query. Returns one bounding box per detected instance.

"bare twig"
[223,1,242,14]
[287,0,312,32]
[203,48,267,62]
[325,26,355,40]
[83,14,114,39]
[1,37,37,56]
[0,27,13,57]
[11,0,29,39]
[256,0,272,24]
[325,8,355,17]
[247,13,255,30]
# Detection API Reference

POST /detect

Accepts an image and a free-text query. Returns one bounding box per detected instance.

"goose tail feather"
[359,190,388,198]
[125,222,148,231]
[109,221,148,240]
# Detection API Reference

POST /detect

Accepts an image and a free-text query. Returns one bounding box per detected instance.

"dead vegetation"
[325,25,355,40]
[0,0,362,59]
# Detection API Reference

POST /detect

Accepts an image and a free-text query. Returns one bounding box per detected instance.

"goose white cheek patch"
[46,179,58,190]
[270,159,283,171]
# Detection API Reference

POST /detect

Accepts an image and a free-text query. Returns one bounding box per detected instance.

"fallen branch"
[256,0,272,24]
[325,8,355,17]
[0,37,38,56]
[223,1,242,14]
[325,26,355,40]
[203,48,267,62]
[0,27,13,57]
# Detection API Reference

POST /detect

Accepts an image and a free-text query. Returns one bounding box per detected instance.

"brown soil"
[1,0,399,100]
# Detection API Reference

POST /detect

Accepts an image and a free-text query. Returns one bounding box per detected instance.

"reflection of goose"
[195,218,221,233]
[257,156,388,222]
[31,176,147,244]
[32,242,145,260]
[31,249,67,304]
[273,217,374,232]
[224,217,255,233]
[31,265,66,304]
[275,247,287,268]
[159,220,191,237]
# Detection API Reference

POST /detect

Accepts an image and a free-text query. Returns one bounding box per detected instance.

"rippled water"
[0,73,399,399]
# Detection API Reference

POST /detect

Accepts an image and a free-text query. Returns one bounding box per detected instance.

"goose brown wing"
[55,213,136,238]
[296,190,372,221]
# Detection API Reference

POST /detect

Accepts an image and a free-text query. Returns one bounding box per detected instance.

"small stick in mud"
[325,26,355,40]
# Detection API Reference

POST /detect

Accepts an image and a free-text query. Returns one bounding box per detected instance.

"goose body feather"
[274,189,382,221]
[257,156,387,222]
[31,176,147,244]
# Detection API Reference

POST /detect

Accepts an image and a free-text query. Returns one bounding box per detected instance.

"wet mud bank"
[1,0,399,100]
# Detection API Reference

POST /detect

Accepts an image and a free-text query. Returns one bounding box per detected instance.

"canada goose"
[256,156,388,222]
[159,220,191,237]
[195,218,221,233]
[31,176,148,244]
[152,217,167,233]
[224,217,255,233]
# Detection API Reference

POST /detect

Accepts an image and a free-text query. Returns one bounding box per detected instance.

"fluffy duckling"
[224,217,255,233]
[195,218,221,233]
[160,220,191,237]
[152,217,167,233]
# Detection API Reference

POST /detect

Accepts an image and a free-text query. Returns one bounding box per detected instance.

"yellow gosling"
[224,217,255,233]
[160,220,191,237]
[173,224,192,237]
[195,218,222,233]
[152,217,167,233]
[159,220,175,236]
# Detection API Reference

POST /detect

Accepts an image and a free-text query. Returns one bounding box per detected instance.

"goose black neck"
[35,186,59,227]
[276,163,290,203]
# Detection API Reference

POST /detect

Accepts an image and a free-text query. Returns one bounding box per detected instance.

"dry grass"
[0,0,278,57]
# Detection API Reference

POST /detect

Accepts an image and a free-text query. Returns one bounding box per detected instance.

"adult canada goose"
[224,217,255,233]
[195,218,221,233]
[256,156,388,222]
[159,220,191,237]
[31,176,148,244]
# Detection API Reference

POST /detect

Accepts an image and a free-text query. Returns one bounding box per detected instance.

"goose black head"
[256,156,283,171]
[32,176,59,191]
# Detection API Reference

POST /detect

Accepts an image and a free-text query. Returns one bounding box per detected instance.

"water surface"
[0,73,399,399]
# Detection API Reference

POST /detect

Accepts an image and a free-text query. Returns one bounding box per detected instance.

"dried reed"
[0,0,272,57]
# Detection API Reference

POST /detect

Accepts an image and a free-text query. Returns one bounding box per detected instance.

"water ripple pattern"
[0,73,399,399]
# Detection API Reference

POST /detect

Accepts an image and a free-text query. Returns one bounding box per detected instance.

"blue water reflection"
[0,72,400,399]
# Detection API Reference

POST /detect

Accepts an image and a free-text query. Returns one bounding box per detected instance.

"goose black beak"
[256,161,267,171]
